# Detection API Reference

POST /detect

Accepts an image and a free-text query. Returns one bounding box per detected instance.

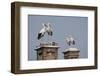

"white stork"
[37,23,47,40]
[69,35,75,45]
[66,37,71,46]
[46,23,53,36]
[37,23,53,40]
[65,35,75,46]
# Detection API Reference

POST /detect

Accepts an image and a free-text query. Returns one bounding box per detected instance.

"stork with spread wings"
[37,23,53,40]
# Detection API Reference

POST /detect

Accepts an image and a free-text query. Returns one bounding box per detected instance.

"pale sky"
[28,15,88,60]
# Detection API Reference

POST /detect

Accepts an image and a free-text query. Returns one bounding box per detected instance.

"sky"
[28,15,88,60]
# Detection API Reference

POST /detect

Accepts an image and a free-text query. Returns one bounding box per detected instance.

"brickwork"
[35,42,59,60]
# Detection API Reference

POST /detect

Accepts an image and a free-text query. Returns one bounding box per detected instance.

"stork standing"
[46,23,53,36]
[46,23,53,43]
[65,35,75,46]
[66,37,71,46]
[69,35,75,45]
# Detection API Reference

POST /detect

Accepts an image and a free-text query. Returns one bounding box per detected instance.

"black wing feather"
[37,33,43,40]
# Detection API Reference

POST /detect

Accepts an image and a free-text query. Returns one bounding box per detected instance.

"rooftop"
[63,48,79,53]
[35,42,60,50]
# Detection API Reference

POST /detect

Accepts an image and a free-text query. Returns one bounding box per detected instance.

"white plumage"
[69,35,75,45]
[66,37,71,46]
[37,23,53,40]
[46,23,53,36]
[65,35,75,46]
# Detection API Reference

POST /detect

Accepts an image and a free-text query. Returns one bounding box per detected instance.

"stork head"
[42,23,48,28]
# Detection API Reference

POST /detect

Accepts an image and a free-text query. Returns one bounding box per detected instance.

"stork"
[66,37,71,46]
[46,23,53,36]
[65,35,75,46]
[69,35,75,45]
[37,23,53,40]
[37,23,47,40]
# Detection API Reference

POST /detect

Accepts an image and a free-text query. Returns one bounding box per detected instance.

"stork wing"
[37,32,45,40]
[37,33,42,40]
[37,26,46,40]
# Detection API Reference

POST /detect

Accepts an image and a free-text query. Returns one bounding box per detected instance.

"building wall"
[36,47,59,60]
[64,51,80,59]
